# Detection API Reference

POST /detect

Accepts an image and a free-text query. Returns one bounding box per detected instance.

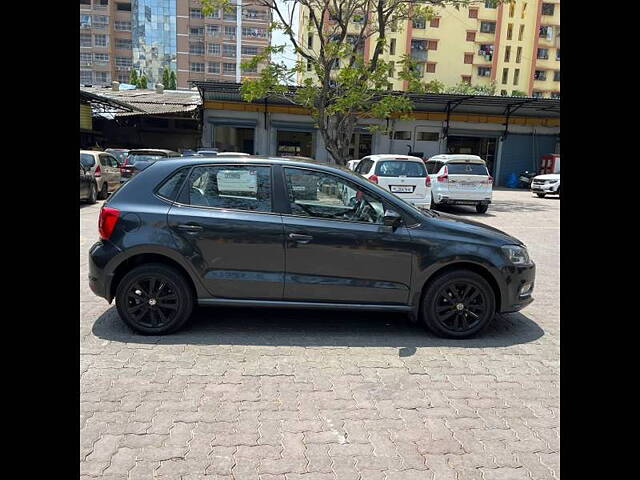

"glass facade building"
[132,0,177,85]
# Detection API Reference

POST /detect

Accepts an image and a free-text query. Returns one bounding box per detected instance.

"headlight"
[501,245,531,265]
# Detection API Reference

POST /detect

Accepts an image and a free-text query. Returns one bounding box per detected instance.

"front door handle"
[176,223,203,233]
[288,233,313,244]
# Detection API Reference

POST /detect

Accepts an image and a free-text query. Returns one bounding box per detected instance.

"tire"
[422,269,496,339]
[557,187,560,198]
[430,193,438,210]
[475,204,489,214]
[97,182,108,200]
[87,183,97,204]
[115,263,194,335]
[536,193,546,198]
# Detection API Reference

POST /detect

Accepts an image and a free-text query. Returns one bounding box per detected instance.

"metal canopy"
[80,89,139,114]
[193,81,560,118]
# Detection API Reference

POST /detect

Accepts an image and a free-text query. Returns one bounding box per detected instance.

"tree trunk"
[319,113,358,165]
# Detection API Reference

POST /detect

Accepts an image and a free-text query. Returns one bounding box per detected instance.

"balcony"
[410,40,428,61]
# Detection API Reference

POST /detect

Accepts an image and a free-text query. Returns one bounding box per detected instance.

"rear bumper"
[88,240,121,302]
[498,262,536,313]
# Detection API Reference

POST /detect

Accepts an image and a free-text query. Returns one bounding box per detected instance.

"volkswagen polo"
[88,156,535,338]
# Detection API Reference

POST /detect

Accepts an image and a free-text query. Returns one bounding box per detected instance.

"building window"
[206,9,220,19]
[468,8,478,18]
[516,46,522,63]
[500,90,508,96]
[425,62,436,73]
[242,64,257,73]
[93,15,108,28]
[534,70,547,81]
[307,59,312,72]
[412,17,426,29]
[225,26,236,38]
[478,44,494,60]
[95,71,109,84]
[190,62,204,72]
[243,8,268,21]
[223,7,237,21]
[190,8,203,19]
[94,34,107,47]
[190,42,204,55]
[521,2,528,18]
[430,17,440,28]
[117,73,129,83]
[427,40,438,51]
[501,68,508,84]
[390,38,396,55]
[115,56,132,67]
[417,132,439,141]
[223,44,236,57]
[504,46,511,62]
[207,43,221,55]
[80,33,92,47]
[94,53,109,64]
[478,66,491,77]
[115,39,131,49]
[80,52,92,65]
[513,68,520,85]
[461,75,471,84]
[539,25,554,39]
[464,53,474,64]
[116,2,131,11]
[241,45,259,55]
[466,31,476,42]
[518,25,525,41]
[115,21,131,31]
[484,0,497,8]
[223,63,236,74]
[243,27,267,38]
[80,14,91,28]
[80,0,90,4]
[542,3,555,15]
[206,25,219,36]
[80,70,92,84]
[388,61,395,77]
[507,23,513,40]
[96,0,109,5]
[207,62,220,73]
[556,49,560,61]
[480,21,496,34]
[393,131,411,140]
[532,91,543,98]
[509,2,515,17]
[553,71,560,82]
[307,33,313,48]
[190,26,205,36]
[537,48,549,60]
[550,92,560,99]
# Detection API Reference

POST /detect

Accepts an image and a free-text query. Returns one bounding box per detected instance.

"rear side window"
[425,162,438,174]
[357,159,373,174]
[446,162,488,175]
[375,161,426,177]
[184,165,272,212]
[80,153,95,168]
[156,168,190,201]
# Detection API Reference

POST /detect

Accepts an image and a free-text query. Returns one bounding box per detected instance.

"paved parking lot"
[80,189,559,479]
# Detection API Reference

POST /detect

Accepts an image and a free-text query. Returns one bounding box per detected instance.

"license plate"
[390,185,414,193]
[451,182,479,190]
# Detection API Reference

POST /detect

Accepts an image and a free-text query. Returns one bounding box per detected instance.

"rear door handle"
[288,233,313,244]
[176,223,203,233]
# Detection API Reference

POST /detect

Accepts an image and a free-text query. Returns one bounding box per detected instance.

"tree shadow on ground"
[92,306,544,354]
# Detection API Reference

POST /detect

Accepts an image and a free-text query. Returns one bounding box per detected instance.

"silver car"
[79,150,122,199]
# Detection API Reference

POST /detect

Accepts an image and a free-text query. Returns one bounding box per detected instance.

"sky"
[270,0,299,80]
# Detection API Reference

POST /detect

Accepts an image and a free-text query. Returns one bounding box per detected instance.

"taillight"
[437,165,448,182]
[119,158,127,174]
[94,165,101,178]
[369,175,379,184]
[425,176,431,187]
[487,176,494,184]
[98,207,120,240]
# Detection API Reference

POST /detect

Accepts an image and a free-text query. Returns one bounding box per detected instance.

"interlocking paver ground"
[80,189,559,479]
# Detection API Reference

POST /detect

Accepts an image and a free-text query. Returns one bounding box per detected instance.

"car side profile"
[120,148,182,183]
[88,156,535,338]
[80,150,122,199]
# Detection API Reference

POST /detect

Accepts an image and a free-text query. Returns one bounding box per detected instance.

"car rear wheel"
[115,263,194,335]
[536,193,546,198]
[475,204,489,214]
[98,182,108,199]
[422,270,495,338]
[87,183,97,204]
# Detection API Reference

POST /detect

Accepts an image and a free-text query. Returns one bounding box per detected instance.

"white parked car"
[425,154,493,214]
[79,150,122,200]
[531,173,560,198]
[347,159,361,171]
[353,154,431,209]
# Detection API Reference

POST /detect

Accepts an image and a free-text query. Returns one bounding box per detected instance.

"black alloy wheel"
[87,183,97,204]
[115,264,194,334]
[98,182,108,200]
[422,270,495,338]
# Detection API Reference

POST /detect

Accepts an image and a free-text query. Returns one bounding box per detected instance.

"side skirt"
[197,298,412,312]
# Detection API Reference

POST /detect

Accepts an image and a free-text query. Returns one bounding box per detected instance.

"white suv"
[354,154,431,209]
[531,173,560,198]
[425,154,493,214]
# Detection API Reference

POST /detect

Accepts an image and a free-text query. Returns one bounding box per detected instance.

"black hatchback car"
[89,156,535,338]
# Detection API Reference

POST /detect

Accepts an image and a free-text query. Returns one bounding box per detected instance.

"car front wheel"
[422,270,496,338]
[475,204,489,214]
[115,263,194,335]
[87,183,97,204]
[536,193,546,198]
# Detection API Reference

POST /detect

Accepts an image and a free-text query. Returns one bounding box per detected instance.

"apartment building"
[80,0,270,89]
[80,0,134,86]
[297,0,560,98]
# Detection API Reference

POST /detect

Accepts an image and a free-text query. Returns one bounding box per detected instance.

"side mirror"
[382,209,402,231]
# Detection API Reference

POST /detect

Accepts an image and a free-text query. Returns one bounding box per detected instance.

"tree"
[511,90,527,97]
[129,68,138,86]
[169,71,177,90]
[162,67,171,89]
[139,74,148,89]
[199,0,493,165]
[445,81,497,95]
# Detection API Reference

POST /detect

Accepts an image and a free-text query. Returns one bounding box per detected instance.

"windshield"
[126,154,165,165]
[107,151,128,163]
[80,153,95,168]
[446,162,488,175]
[375,161,426,177]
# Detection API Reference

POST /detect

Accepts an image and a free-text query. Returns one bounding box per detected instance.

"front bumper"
[531,183,559,193]
[88,240,121,302]
[437,198,491,206]
[499,262,536,313]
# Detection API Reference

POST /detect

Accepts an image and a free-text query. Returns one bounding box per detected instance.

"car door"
[80,162,89,199]
[100,154,116,190]
[280,166,414,305]
[106,154,121,188]
[166,163,285,300]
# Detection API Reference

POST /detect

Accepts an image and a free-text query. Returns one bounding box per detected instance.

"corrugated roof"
[80,86,201,117]
[193,81,560,118]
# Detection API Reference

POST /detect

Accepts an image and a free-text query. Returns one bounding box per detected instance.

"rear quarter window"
[446,163,488,175]
[375,161,426,177]
[156,168,190,201]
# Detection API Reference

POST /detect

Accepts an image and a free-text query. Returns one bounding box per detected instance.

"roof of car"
[427,154,485,163]
[128,149,181,155]
[365,155,425,162]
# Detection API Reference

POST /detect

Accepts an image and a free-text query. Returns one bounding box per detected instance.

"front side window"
[186,165,272,212]
[284,168,385,224]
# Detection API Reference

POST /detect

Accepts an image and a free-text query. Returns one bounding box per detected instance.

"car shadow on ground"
[92,306,544,354]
